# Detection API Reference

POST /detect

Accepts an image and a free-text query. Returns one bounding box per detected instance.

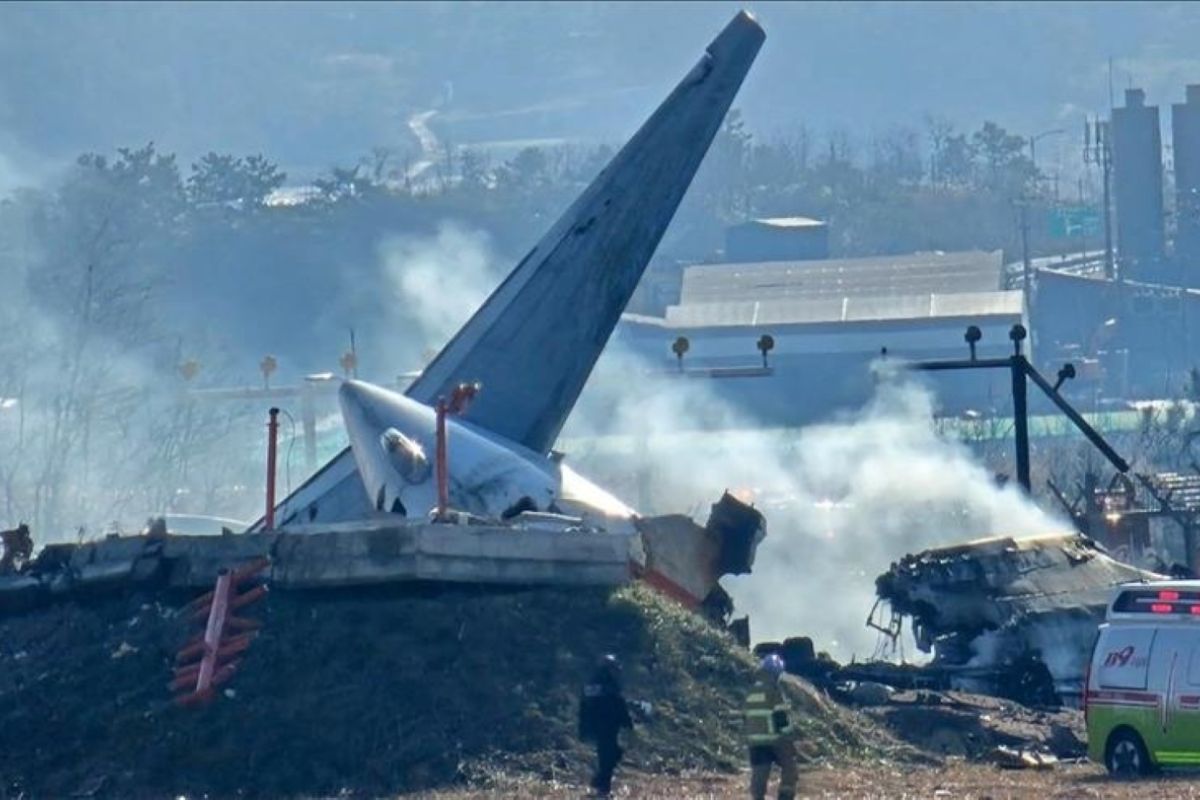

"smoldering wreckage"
[0,9,1186,796]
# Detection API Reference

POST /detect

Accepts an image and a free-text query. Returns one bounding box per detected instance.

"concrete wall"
[2,522,634,614]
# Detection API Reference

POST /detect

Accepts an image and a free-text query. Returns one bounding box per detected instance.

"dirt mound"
[0,583,884,798]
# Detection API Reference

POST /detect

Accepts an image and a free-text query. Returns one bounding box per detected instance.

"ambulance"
[1086,581,1200,775]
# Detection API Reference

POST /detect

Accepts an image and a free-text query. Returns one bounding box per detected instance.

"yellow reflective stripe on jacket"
[744,680,791,744]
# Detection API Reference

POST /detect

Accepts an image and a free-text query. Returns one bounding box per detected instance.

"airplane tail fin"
[406,11,765,453]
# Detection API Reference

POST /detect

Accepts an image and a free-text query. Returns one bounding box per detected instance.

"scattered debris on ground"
[857,690,1086,761]
[989,744,1058,770]
[755,635,1087,764]
[0,583,891,798]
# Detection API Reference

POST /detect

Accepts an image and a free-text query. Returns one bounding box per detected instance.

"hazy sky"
[1,1,1197,186]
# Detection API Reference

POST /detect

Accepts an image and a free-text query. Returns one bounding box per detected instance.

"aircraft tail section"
[406,11,765,452]
[251,12,764,530]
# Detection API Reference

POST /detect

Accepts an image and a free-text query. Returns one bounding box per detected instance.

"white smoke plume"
[563,347,1068,661]
[381,222,1068,660]
[378,222,496,368]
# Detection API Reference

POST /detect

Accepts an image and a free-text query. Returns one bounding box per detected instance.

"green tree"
[187,152,286,208]
[972,121,1034,194]
[940,133,977,188]
[497,147,549,192]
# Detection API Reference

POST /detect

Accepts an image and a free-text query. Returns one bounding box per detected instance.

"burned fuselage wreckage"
[871,532,1159,705]
[851,329,1174,707]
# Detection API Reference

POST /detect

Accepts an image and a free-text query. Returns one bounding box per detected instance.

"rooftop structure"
[651,290,1021,330]
[681,250,1004,305]
[618,249,1022,426]
[724,216,829,262]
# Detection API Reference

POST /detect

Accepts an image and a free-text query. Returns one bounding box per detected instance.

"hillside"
[0,583,887,798]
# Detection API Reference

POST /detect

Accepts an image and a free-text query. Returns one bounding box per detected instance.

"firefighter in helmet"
[743,653,798,800]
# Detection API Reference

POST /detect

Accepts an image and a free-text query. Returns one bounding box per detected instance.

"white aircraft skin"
[339,380,636,529]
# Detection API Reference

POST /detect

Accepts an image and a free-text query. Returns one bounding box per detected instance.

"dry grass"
[418,761,1200,799]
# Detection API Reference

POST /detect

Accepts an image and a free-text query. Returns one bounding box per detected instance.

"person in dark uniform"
[578,653,633,797]
[0,523,32,573]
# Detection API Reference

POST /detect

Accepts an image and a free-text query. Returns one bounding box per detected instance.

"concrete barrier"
[0,520,634,614]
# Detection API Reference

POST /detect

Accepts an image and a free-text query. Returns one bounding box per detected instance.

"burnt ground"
[0,583,889,799]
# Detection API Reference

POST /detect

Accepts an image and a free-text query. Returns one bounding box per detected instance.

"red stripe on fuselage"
[629,560,702,609]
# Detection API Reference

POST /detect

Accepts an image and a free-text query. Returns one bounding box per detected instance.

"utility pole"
[1020,201,1032,312]
[1084,118,1115,279]
[1010,328,1031,491]
[1029,128,1066,192]
[1022,129,1065,311]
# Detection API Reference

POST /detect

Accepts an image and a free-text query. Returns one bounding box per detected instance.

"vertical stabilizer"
[407,11,765,452]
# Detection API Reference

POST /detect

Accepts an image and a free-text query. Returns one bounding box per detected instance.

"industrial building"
[724,216,829,262]
[1112,88,1166,278]
[619,83,1200,422]
[619,250,1024,425]
[1032,83,1200,400]
[1174,85,1200,275]
[1036,266,1200,399]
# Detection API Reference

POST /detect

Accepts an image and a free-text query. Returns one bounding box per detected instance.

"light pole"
[1029,128,1066,186]
[1020,129,1067,312]
[1084,118,1115,280]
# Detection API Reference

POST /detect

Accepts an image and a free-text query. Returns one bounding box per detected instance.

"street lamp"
[671,336,690,372]
[1018,129,1067,315]
[1029,128,1066,175]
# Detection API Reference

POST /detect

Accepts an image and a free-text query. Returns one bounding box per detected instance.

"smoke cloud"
[563,348,1067,661]
[377,221,497,368]
[381,221,1069,661]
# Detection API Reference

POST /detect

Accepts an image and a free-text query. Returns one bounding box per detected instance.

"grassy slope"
[0,583,886,798]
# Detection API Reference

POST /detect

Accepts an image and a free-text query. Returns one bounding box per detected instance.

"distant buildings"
[1174,86,1200,274]
[724,216,829,263]
[1032,84,1200,401]
[620,248,1023,425]
[1112,88,1166,277]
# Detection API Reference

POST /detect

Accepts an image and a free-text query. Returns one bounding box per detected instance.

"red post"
[172,558,269,706]
[196,569,232,696]
[434,384,479,522]
[435,398,449,521]
[265,407,280,530]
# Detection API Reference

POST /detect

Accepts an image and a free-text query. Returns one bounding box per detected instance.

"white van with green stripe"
[1086,581,1200,776]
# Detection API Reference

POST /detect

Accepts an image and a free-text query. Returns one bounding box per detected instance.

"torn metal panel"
[875,532,1161,703]
[635,493,765,607]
